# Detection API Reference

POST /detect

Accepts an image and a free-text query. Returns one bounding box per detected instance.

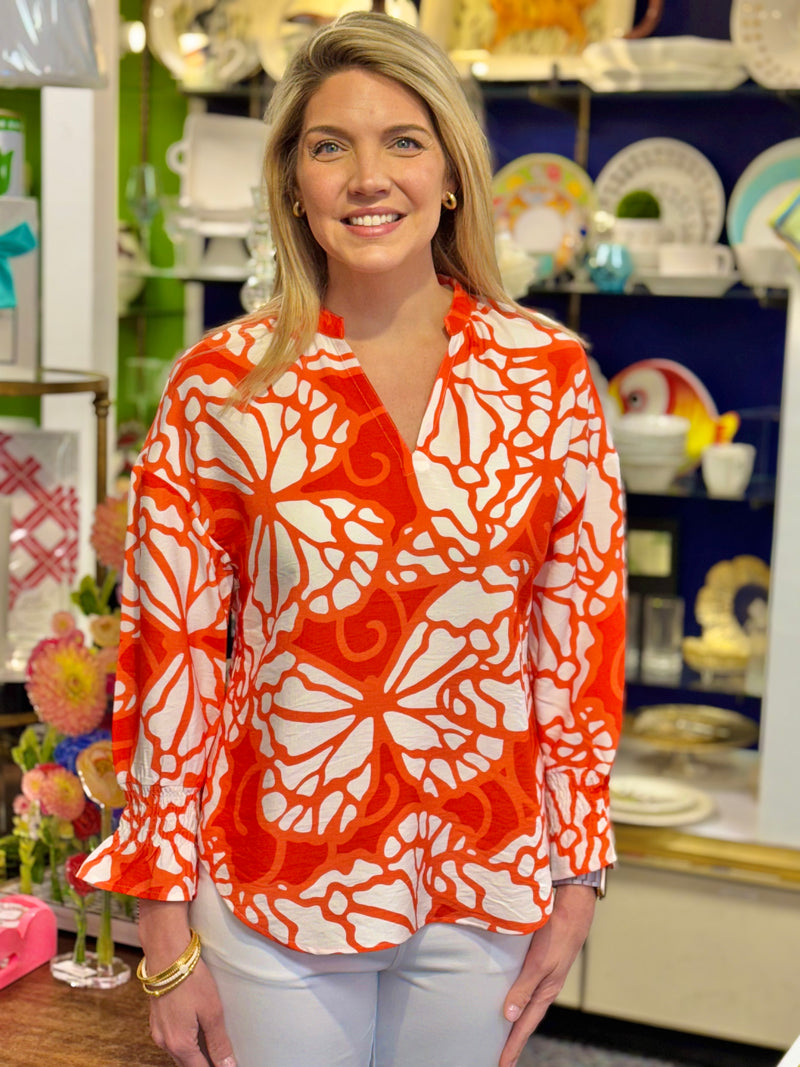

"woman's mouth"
[343,213,402,228]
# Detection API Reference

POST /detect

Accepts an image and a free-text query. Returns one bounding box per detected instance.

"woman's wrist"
[137,898,194,973]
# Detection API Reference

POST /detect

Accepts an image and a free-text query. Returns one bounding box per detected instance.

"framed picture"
[626,516,679,597]
[419,0,639,81]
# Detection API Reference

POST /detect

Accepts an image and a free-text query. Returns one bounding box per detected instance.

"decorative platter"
[727,138,800,246]
[579,36,748,92]
[610,774,715,827]
[623,705,759,752]
[607,357,739,469]
[731,0,800,89]
[492,153,596,271]
[595,137,726,245]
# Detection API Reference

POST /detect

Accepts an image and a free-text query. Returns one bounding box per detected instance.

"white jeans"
[190,868,532,1067]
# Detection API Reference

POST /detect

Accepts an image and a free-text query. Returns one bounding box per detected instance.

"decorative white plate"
[639,272,739,297]
[595,138,726,245]
[727,138,800,246]
[611,775,699,815]
[492,153,596,271]
[610,775,715,827]
[731,0,800,89]
[146,0,262,89]
[580,36,748,93]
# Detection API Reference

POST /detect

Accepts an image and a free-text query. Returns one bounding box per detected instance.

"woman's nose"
[347,150,391,196]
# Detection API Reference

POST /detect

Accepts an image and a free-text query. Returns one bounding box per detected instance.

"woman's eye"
[394,136,422,151]
[310,141,341,158]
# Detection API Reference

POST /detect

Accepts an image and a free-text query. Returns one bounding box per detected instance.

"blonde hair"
[225,11,514,402]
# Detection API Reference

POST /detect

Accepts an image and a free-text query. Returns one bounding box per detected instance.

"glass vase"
[49,810,131,989]
[50,888,131,988]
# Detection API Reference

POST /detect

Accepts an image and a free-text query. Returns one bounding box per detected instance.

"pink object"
[0,894,58,988]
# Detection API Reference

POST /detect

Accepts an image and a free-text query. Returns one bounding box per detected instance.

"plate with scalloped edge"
[610,775,715,826]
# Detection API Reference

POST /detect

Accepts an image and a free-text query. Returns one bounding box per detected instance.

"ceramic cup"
[612,218,668,273]
[701,442,756,499]
[658,242,734,277]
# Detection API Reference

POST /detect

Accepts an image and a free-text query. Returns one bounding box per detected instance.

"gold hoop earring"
[442,191,458,211]
[292,200,305,218]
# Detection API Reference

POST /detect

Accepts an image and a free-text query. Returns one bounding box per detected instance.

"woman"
[81,12,625,1067]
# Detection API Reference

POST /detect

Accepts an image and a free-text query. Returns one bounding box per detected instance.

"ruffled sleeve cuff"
[78,785,200,900]
[545,768,616,882]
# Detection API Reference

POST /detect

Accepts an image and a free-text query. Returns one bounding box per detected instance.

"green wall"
[0,88,40,421]
[0,3,188,432]
[117,0,188,432]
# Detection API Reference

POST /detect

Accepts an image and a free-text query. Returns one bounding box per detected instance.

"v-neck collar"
[316,279,473,471]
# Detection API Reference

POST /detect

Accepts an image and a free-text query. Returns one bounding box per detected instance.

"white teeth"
[346,213,400,227]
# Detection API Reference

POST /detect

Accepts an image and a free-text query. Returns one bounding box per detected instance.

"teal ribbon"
[0,221,37,309]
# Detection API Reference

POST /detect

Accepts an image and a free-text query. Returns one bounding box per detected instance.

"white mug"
[658,243,735,277]
[701,442,756,499]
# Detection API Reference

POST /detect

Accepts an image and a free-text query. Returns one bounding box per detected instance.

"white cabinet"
[583,863,800,1048]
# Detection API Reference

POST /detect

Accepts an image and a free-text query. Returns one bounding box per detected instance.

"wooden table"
[3,936,173,1067]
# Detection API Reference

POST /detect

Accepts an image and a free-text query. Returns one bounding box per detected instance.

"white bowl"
[733,244,793,289]
[618,458,682,490]
[619,456,684,493]
[614,413,691,438]
[616,440,688,454]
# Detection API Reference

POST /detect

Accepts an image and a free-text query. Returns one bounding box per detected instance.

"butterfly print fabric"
[81,281,626,954]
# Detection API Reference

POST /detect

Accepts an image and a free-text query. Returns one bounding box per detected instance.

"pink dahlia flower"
[21,763,60,803]
[39,766,86,821]
[90,493,128,574]
[25,636,109,736]
[52,611,79,638]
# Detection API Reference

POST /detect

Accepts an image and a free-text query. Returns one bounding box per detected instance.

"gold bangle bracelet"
[139,942,201,996]
[137,928,202,996]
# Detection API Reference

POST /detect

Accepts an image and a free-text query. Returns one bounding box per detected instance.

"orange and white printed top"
[81,281,626,954]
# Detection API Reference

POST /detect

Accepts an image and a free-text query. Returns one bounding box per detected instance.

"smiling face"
[294,68,451,292]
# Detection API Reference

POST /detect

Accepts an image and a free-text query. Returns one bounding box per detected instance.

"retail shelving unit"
[0,368,111,508]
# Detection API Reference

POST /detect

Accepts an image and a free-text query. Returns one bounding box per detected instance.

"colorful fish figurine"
[608,358,739,468]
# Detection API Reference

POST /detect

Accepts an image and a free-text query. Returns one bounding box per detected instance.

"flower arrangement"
[5,487,129,905]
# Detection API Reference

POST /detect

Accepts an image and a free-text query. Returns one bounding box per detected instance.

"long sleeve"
[80,371,235,899]
[529,344,626,881]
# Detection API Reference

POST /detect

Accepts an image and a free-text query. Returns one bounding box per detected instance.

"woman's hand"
[148,959,236,1067]
[499,884,597,1067]
[138,899,236,1067]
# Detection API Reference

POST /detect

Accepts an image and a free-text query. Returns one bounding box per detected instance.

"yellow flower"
[56,818,76,841]
[76,740,126,809]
